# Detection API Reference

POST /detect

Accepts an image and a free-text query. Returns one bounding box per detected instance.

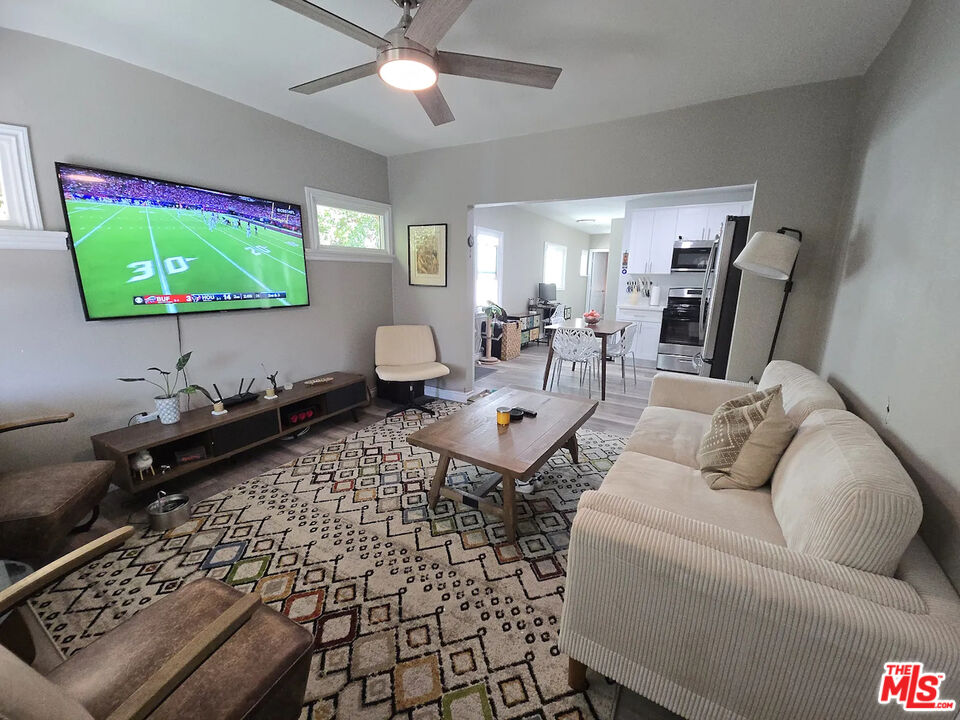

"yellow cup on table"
[496,406,511,427]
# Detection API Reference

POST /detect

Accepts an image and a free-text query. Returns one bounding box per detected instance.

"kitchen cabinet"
[636,321,661,361]
[705,203,748,243]
[675,206,709,242]
[625,210,655,274]
[648,207,678,273]
[617,306,662,362]
[626,207,677,274]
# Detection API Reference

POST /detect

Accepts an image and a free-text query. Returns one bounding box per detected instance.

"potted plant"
[118,352,208,425]
[479,302,505,365]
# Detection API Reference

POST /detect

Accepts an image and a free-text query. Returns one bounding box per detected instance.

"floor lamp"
[733,227,802,363]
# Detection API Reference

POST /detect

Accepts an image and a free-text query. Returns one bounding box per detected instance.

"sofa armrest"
[647,373,755,415]
[559,492,960,720]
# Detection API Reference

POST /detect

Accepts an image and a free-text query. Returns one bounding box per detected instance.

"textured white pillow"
[697,385,797,490]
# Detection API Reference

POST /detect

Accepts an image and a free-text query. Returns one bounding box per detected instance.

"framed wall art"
[408,223,447,287]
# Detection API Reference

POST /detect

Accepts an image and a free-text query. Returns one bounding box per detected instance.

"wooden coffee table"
[406,386,598,542]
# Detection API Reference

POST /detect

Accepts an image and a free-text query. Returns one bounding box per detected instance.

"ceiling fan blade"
[404,0,472,49]
[438,51,562,89]
[290,62,378,94]
[269,0,386,49]
[415,85,455,126]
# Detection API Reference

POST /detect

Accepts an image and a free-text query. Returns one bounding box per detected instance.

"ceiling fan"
[269,0,563,126]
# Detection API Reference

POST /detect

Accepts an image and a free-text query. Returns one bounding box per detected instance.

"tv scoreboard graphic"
[133,292,287,306]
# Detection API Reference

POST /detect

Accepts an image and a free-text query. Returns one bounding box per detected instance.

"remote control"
[520,408,537,418]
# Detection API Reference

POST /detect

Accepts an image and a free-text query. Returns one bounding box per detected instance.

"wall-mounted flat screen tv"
[56,163,309,320]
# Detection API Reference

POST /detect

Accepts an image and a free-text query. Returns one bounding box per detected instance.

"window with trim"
[0,123,43,232]
[543,241,567,290]
[475,227,503,308]
[303,187,392,261]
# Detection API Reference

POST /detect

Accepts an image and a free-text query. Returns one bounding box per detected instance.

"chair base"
[385,398,436,418]
[378,378,436,417]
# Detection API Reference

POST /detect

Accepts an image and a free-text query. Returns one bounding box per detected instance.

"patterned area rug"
[30,401,626,719]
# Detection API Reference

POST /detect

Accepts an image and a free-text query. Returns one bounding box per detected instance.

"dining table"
[542,318,631,401]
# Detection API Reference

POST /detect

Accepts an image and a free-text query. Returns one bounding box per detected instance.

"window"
[0,123,42,231]
[579,249,589,277]
[475,227,503,308]
[543,242,567,290]
[303,187,392,262]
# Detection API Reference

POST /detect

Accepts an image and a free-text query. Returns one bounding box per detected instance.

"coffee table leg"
[502,474,517,543]
[565,434,579,464]
[428,454,451,509]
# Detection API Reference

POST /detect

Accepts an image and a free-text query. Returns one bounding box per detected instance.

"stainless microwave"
[670,240,714,272]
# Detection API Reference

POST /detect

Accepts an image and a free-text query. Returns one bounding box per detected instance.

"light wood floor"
[31,368,680,719]
[474,342,657,437]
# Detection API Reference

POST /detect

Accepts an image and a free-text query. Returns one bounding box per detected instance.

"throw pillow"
[698,385,797,490]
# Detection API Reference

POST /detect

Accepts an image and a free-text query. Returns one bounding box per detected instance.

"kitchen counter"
[617,303,663,313]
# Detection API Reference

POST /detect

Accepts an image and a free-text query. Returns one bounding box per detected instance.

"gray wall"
[819,0,960,587]
[0,29,392,471]
[474,205,590,316]
[389,78,860,392]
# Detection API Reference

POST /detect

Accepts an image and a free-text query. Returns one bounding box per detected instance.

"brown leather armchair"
[0,412,114,560]
[0,527,313,719]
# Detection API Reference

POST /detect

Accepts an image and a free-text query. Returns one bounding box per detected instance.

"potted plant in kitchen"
[118,352,207,425]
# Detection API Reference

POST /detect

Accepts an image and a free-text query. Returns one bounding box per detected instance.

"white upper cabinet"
[648,207,678,273]
[705,203,744,243]
[625,209,655,273]
[622,199,753,275]
[675,206,709,242]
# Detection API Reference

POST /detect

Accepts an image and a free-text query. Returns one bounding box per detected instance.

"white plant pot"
[155,396,181,425]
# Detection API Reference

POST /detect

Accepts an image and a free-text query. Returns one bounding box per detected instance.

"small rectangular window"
[304,187,392,262]
[543,242,567,290]
[579,249,589,277]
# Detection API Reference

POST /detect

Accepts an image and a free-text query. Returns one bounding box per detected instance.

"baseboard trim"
[424,386,472,403]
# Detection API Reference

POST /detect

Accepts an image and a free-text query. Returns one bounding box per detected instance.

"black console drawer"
[208,412,280,456]
[322,381,366,415]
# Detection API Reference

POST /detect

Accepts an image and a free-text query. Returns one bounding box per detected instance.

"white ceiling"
[0,0,910,157]
[520,196,638,235]
[512,184,756,234]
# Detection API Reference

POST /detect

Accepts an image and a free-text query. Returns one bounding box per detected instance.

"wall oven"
[657,288,703,375]
[670,240,714,272]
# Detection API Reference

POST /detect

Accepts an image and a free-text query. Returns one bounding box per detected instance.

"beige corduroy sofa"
[559,361,960,720]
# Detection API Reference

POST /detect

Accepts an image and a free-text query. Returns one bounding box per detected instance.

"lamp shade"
[734,231,800,281]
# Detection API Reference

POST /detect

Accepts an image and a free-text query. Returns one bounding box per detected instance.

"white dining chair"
[549,327,601,398]
[606,322,639,392]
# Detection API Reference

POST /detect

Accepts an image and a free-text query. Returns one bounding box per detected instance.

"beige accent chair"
[375,325,450,417]
[560,361,960,719]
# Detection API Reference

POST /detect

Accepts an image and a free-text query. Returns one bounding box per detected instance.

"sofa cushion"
[697,385,796,490]
[771,409,922,575]
[375,361,450,383]
[758,360,845,425]
[624,406,712,468]
[598,451,786,545]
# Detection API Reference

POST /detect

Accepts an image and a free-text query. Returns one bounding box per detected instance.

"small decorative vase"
[155,396,181,425]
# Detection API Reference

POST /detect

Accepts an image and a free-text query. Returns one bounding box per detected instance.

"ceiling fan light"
[377,47,437,91]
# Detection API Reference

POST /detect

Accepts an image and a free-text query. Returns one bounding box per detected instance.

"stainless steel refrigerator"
[696,215,750,378]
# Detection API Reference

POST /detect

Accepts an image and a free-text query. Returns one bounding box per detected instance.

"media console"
[91,372,368,493]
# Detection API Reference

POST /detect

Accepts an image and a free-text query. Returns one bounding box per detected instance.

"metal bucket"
[146,491,191,531]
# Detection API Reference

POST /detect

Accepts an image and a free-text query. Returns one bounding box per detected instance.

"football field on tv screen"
[66,200,308,319]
